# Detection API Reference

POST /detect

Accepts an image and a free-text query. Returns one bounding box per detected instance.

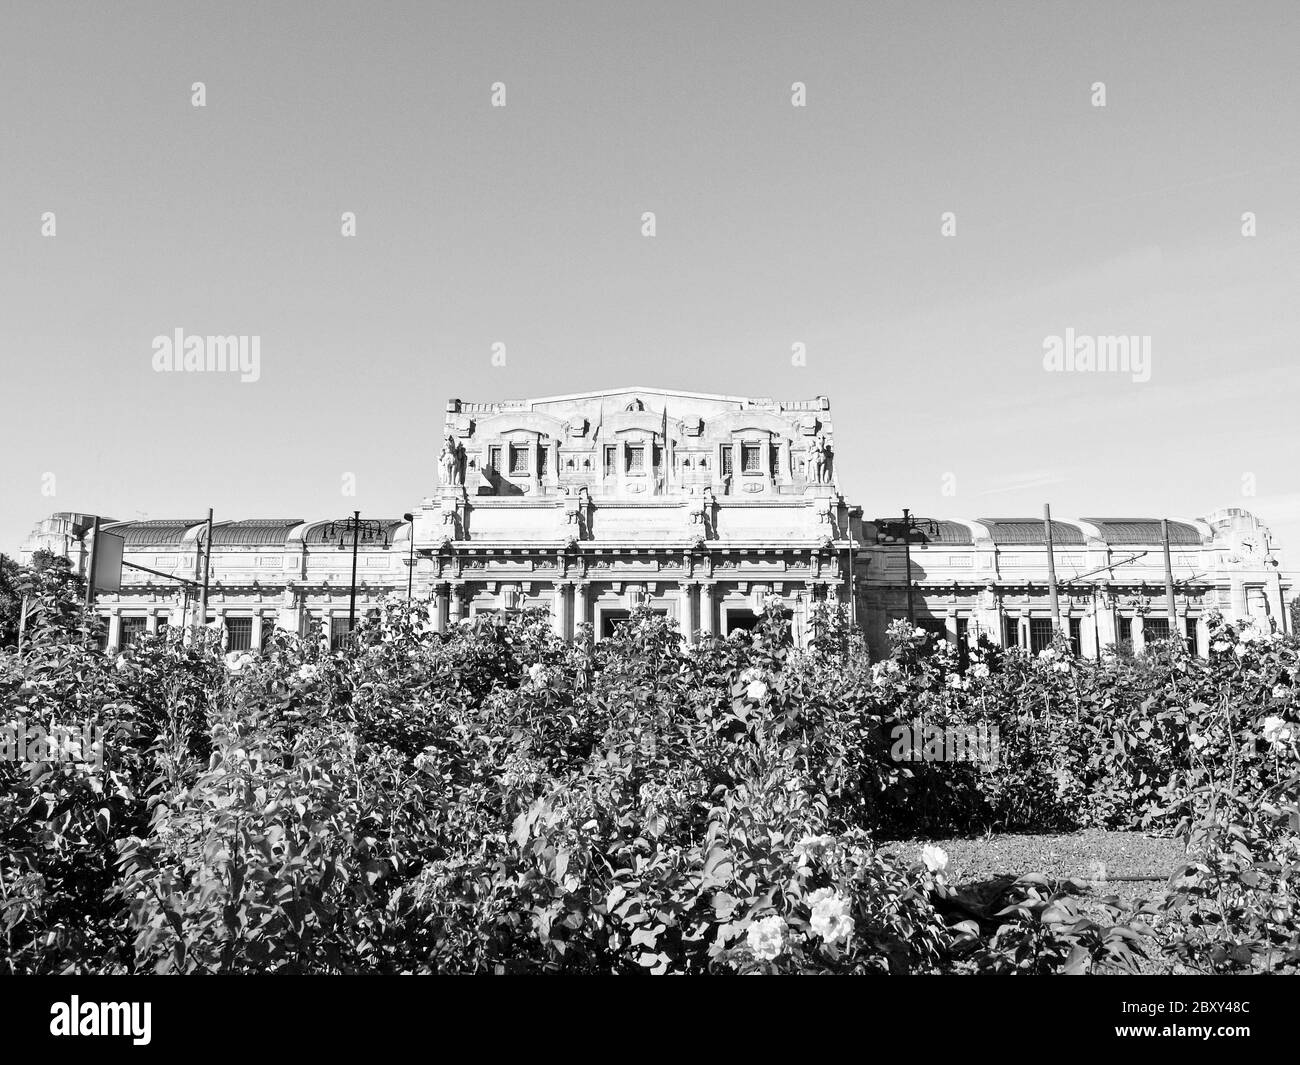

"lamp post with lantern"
[322,511,390,637]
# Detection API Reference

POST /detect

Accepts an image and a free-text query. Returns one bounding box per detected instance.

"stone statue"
[809,435,833,484]
[440,434,464,487]
[701,488,716,537]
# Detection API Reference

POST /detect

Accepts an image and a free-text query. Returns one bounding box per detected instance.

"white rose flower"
[970,663,990,680]
[224,651,252,674]
[295,664,319,684]
[746,679,769,701]
[795,834,834,864]
[807,889,855,946]
[1212,640,1230,653]
[1272,685,1290,701]
[1262,715,1294,746]
[746,915,786,961]
[920,844,949,873]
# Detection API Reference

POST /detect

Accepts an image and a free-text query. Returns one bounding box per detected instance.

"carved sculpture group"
[439,434,465,487]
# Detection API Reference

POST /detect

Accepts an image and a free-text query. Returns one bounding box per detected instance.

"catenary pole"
[1162,519,1179,637]
[1044,504,1062,635]
[198,509,213,637]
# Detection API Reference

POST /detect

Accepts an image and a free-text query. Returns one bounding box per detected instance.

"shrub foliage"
[1,579,1296,974]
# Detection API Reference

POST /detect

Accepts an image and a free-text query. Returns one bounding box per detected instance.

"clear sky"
[2,1,1297,571]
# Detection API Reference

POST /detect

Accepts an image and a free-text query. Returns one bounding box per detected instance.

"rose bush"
[2,575,1295,974]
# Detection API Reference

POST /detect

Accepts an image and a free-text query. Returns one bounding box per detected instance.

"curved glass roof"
[978,519,1086,545]
[210,519,305,547]
[106,519,206,547]
[1080,519,1203,545]
[305,519,405,546]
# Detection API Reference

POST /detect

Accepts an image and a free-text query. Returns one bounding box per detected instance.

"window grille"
[226,617,253,651]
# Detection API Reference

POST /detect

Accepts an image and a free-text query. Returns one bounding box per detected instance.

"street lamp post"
[883,509,940,626]
[323,512,390,637]
[403,512,416,599]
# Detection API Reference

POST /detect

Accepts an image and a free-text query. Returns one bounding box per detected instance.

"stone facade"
[18,388,1292,655]
[413,388,849,642]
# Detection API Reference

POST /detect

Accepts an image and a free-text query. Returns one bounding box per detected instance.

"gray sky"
[2,1,1298,568]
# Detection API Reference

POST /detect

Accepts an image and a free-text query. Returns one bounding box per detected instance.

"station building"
[19,388,1291,658]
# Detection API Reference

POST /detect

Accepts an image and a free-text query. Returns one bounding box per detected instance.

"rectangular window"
[721,446,733,476]
[1068,617,1082,657]
[509,445,529,475]
[1002,616,1020,649]
[956,618,970,670]
[917,618,947,646]
[119,617,147,647]
[1143,617,1170,644]
[1029,617,1054,654]
[488,446,502,472]
[604,445,616,477]
[741,443,761,473]
[626,446,645,472]
[1185,617,1199,655]
[226,617,253,651]
[155,614,170,631]
[330,616,353,651]
[1118,616,1132,652]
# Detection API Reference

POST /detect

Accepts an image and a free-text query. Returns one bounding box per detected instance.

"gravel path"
[879,829,1185,886]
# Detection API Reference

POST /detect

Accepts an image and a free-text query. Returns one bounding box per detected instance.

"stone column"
[1081,602,1099,659]
[574,582,589,632]
[1266,576,1285,633]
[430,584,447,633]
[251,612,264,650]
[679,583,695,644]
[793,591,807,647]
[1196,615,1211,657]
[701,583,715,636]
[551,583,567,639]
[107,610,122,652]
[1132,614,1146,655]
[448,584,463,624]
[1094,594,1117,654]
[1229,577,1248,623]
